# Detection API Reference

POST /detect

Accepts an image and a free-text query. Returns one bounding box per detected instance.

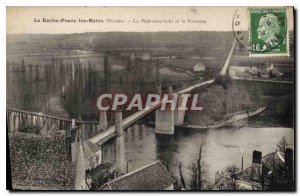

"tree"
[104,55,111,93]
[190,138,206,190]
[35,65,40,110]
[19,59,32,110]
[125,152,131,173]
[259,138,294,191]
[277,137,288,153]
[51,56,56,93]
[226,165,240,190]
[21,58,26,72]
[178,162,186,190]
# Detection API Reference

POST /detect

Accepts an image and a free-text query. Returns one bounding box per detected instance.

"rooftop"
[194,62,205,66]
[100,161,175,190]
[83,140,101,159]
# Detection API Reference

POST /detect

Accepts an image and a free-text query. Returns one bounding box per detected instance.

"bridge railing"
[6,108,102,141]
[6,108,73,133]
[76,120,101,141]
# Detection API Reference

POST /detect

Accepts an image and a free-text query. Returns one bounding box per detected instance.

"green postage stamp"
[249,8,289,57]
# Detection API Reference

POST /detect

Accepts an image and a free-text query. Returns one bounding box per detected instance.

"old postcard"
[6,6,295,191]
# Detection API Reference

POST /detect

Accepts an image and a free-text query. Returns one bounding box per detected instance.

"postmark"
[249,8,289,57]
[232,7,249,50]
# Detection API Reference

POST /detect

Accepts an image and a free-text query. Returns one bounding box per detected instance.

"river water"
[122,125,294,185]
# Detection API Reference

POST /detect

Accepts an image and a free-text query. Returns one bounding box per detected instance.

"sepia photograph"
[6,6,295,191]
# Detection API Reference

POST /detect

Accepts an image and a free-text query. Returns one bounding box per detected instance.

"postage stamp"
[249,8,289,57]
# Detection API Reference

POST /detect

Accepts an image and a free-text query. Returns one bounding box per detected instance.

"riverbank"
[177,107,266,130]
[248,115,294,128]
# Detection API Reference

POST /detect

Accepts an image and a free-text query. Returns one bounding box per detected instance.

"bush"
[19,125,41,134]
[214,75,232,89]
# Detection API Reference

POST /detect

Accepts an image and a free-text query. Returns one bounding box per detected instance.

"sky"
[7,6,294,34]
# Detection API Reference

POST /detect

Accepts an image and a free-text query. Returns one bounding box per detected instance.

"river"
[122,125,294,186]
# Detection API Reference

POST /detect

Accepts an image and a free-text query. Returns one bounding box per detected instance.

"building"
[213,149,294,190]
[249,66,258,75]
[100,161,175,190]
[193,63,205,72]
[130,53,135,60]
[153,55,177,60]
[141,53,151,61]
[229,66,247,78]
[229,66,258,78]
[266,63,284,77]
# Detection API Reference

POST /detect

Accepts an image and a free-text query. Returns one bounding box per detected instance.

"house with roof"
[83,140,102,171]
[249,66,258,75]
[213,149,294,190]
[193,63,205,72]
[100,161,175,190]
[141,53,151,61]
[266,63,284,77]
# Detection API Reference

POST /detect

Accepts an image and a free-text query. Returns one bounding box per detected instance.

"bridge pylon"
[155,86,175,135]
[174,94,186,125]
[98,110,108,131]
